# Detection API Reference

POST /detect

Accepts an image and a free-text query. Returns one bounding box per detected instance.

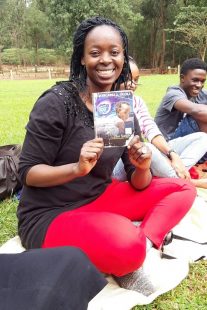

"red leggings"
[42,178,196,276]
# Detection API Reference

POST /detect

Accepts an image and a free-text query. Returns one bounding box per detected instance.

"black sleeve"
[18,90,67,184]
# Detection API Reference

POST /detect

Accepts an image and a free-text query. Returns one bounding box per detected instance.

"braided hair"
[70,16,132,92]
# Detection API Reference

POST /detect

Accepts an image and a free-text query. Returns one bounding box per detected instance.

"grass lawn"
[0,75,207,309]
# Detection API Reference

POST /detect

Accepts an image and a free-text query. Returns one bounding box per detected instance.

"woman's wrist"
[72,162,85,177]
[131,167,152,190]
[165,149,177,160]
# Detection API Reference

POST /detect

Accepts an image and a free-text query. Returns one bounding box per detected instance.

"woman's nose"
[100,53,112,64]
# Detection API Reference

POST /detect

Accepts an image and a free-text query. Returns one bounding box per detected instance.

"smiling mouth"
[96,69,115,77]
[192,89,199,93]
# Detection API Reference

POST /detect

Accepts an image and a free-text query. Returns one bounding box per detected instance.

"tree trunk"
[151,22,158,68]
[200,46,206,61]
[172,32,175,67]
[159,0,167,70]
[35,38,39,68]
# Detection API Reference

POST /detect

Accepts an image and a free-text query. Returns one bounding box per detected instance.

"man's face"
[180,69,206,98]
[117,104,130,121]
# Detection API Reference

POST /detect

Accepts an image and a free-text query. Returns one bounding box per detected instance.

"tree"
[47,0,142,56]
[5,0,27,49]
[0,0,14,69]
[173,5,207,60]
[25,1,53,66]
[140,0,176,69]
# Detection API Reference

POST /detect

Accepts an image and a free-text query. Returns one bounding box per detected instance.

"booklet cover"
[93,90,134,147]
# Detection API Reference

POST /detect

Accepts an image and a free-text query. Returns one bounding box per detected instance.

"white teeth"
[97,69,114,73]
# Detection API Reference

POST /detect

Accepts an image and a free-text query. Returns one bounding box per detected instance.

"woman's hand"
[76,138,104,176]
[170,152,190,180]
[128,135,152,170]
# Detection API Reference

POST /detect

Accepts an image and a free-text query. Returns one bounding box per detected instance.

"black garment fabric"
[0,247,107,310]
[17,81,138,249]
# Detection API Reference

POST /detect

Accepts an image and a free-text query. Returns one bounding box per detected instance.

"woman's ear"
[81,57,85,66]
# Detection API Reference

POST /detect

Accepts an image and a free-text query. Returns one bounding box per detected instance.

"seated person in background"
[113,57,207,188]
[0,246,107,310]
[155,58,207,161]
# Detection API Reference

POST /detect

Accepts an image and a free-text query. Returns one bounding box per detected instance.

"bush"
[1,48,21,65]
[1,48,66,66]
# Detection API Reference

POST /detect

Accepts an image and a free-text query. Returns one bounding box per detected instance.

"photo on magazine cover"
[93,90,134,147]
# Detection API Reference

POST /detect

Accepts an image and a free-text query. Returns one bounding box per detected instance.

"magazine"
[93,90,134,147]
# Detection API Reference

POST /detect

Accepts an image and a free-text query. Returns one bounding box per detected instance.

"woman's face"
[81,25,124,93]
[120,61,139,92]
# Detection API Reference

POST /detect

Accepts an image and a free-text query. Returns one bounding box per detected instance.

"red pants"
[42,178,196,276]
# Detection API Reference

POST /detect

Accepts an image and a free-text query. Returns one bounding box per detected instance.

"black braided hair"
[70,16,132,92]
[180,58,207,76]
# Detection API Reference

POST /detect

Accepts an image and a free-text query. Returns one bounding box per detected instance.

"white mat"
[162,195,207,262]
[1,193,207,309]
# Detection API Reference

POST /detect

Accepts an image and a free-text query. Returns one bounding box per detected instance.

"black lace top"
[17,81,137,249]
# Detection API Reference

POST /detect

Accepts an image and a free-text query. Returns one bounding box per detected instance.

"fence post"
[48,68,51,79]
[10,69,13,80]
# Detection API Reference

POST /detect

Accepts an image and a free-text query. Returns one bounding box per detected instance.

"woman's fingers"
[80,138,104,161]
[127,135,141,149]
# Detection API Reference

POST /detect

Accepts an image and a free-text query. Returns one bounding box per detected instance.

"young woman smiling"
[17,17,196,289]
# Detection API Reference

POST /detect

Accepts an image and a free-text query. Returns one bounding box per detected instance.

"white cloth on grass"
[0,194,207,309]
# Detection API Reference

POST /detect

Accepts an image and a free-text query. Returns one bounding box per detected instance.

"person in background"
[113,57,207,188]
[0,246,107,310]
[17,16,196,293]
[155,58,207,162]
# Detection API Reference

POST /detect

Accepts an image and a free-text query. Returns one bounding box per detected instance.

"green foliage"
[25,1,54,65]
[173,5,207,60]
[1,0,207,69]
[1,48,61,65]
[48,0,142,54]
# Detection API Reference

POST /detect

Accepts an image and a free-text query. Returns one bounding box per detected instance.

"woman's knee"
[103,226,146,277]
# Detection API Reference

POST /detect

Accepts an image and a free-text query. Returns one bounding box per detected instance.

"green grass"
[0,76,206,309]
[136,73,179,116]
[0,79,56,144]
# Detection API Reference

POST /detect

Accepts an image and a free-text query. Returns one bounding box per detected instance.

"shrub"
[1,48,67,66]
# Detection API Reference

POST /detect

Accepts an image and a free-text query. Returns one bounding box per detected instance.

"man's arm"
[174,98,207,122]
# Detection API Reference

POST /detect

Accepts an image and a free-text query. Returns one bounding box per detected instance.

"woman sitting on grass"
[17,16,196,291]
[113,56,207,189]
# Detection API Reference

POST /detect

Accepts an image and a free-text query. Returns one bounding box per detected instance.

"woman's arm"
[134,96,189,180]
[151,135,190,179]
[134,96,162,142]
[26,138,104,187]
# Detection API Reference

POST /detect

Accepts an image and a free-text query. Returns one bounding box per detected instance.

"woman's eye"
[90,51,100,57]
[111,50,119,56]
